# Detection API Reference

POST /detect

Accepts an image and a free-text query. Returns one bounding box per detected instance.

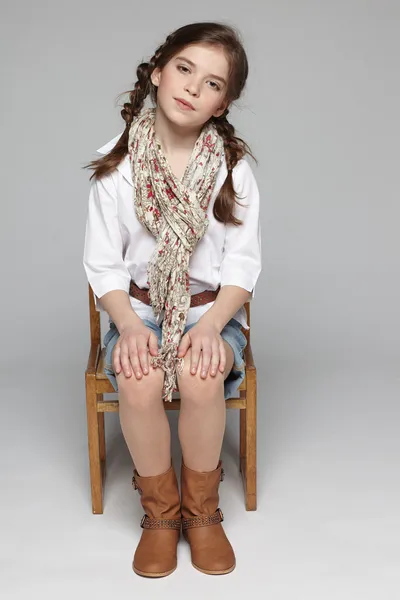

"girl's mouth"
[175,98,195,111]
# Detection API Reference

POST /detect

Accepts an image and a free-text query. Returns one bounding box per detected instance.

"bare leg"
[177,341,235,472]
[116,354,171,477]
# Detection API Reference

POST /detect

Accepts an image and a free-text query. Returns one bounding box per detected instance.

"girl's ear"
[213,101,228,118]
[151,67,161,87]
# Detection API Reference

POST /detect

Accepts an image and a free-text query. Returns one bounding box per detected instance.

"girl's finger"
[178,333,191,357]
[128,345,143,379]
[200,343,212,379]
[190,341,202,375]
[148,332,159,357]
[119,342,133,377]
[137,340,149,375]
[112,343,121,374]
[209,339,220,376]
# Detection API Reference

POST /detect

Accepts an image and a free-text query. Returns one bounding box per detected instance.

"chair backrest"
[88,283,250,346]
[88,284,101,346]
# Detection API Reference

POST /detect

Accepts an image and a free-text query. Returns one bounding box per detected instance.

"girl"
[83,21,262,578]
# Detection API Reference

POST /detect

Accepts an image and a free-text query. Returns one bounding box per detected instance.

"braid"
[120,40,169,129]
[212,112,256,225]
[213,110,243,171]
[121,63,151,128]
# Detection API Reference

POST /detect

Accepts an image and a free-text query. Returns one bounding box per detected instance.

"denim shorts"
[103,317,248,400]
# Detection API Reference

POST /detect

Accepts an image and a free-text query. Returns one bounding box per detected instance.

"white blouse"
[83,133,262,330]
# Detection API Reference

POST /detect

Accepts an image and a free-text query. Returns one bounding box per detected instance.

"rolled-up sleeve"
[83,172,131,309]
[220,159,262,299]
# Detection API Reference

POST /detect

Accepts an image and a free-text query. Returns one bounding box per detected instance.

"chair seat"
[96,346,247,391]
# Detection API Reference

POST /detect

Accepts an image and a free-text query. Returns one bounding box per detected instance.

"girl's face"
[151,43,230,129]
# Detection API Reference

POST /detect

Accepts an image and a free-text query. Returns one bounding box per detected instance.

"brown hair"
[83,22,256,226]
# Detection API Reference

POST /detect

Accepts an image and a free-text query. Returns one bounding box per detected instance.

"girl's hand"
[177,320,226,379]
[112,321,159,380]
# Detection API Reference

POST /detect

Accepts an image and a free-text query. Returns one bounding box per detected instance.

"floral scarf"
[127,107,224,402]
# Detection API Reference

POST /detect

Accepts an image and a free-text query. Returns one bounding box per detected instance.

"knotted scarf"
[127,107,224,402]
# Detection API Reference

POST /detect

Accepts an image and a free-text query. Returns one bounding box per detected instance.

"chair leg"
[85,376,104,514]
[240,372,257,510]
[98,399,107,491]
[239,409,246,471]
[98,405,106,462]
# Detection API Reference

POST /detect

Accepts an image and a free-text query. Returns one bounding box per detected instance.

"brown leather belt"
[129,280,220,308]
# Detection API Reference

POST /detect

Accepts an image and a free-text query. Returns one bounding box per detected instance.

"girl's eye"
[177,65,221,91]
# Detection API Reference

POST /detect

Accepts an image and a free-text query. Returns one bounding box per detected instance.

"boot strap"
[140,514,182,530]
[182,508,224,530]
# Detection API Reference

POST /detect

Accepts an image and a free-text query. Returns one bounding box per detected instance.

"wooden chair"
[85,284,257,514]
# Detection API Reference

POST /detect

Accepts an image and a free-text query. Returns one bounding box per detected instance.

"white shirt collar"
[96,133,133,186]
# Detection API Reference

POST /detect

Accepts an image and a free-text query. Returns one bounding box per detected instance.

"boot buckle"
[220,468,225,482]
[217,507,224,522]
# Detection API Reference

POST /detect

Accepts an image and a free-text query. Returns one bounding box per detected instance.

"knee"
[177,350,224,408]
[116,357,165,410]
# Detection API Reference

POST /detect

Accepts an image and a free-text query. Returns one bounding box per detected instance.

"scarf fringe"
[150,349,184,402]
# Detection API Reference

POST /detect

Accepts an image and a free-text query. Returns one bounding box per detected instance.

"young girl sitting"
[83,21,262,578]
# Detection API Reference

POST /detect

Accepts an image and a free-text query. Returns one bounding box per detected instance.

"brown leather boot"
[131,463,181,578]
[180,460,236,575]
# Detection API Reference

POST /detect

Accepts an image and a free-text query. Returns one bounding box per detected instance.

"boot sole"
[192,561,236,575]
[133,565,177,578]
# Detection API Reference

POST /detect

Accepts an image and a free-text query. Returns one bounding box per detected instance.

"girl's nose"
[184,80,200,97]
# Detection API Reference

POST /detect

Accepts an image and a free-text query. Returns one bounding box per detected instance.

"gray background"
[1,0,399,598]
